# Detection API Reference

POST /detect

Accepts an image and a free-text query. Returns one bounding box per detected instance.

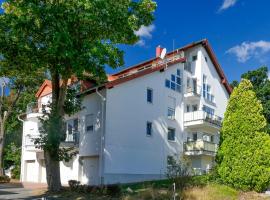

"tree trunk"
[0,122,4,176]
[44,150,61,192]
[44,70,68,192]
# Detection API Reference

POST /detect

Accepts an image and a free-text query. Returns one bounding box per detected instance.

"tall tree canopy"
[230,66,270,132]
[217,79,270,192]
[0,0,156,191]
[241,66,270,132]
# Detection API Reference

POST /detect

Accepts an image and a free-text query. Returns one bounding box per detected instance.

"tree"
[0,0,157,191]
[0,68,44,176]
[217,79,270,192]
[241,66,270,132]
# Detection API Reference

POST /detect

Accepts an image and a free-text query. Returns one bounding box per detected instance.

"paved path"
[0,182,48,200]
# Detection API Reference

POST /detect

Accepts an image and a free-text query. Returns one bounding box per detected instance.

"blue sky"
[114,0,270,82]
[1,0,270,82]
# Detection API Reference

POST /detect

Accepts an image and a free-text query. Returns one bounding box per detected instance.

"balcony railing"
[184,139,218,155]
[64,131,80,144]
[184,111,222,127]
[185,86,201,98]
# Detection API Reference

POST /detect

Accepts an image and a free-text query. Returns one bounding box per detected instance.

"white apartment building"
[20,39,231,186]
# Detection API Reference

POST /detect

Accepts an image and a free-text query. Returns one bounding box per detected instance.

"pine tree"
[217,79,270,192]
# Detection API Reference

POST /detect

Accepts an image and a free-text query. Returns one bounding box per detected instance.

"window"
[203,105,215,116]
[203,75,215,103]
[171,74,175,82]
[205,56,208,62]
[85,114,94,133]
[186,105,190,112]
[167,155,174,166]
[192,105,198,111]
[210,135,214,143]
[171,82,176,90]
[192,133,197,141]
[165,79,170,88]
[203,75,207,98]
[147,88,153,103]
[168,108,175,119]
[168,96,176,119]
[146,121,152,136]
[164,69,181,93]
[187,78,191,88]
[167,128,175,141]
[192,55,197,61]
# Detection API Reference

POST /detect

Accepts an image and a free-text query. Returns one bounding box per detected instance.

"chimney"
[156,45,163,58]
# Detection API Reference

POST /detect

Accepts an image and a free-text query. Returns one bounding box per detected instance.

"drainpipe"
[17,114,24,182]
[96,88,106,185]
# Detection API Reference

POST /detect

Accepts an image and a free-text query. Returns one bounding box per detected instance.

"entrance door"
[25,160,38,182]
[80,157,99,185]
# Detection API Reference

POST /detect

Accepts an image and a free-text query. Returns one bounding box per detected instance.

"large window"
[147,88,153,103]
[203,105,215,116]
[167,128,175,141]
[165,69,182,93]
[85,114,94,133]
[146,121,152,136]
[65,118,79,142]
[167,96,176,120]
[203,75,215,103]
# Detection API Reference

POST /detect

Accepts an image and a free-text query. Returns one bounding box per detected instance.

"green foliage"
[3,143,21,179]
[0,175,10,183]
[232,66,270,133]
[217,79,270,192]
[166,155,191,189]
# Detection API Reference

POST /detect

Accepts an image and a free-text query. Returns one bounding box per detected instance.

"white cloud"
[227,40,270,62]
[135,24,155,46]
[219,0,237,11]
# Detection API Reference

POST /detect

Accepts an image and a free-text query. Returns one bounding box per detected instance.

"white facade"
[20,41,230,185]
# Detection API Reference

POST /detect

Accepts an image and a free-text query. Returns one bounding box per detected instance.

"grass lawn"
[43,178,270,200]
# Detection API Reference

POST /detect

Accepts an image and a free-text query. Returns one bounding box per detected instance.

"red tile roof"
[106,39,232,94]
[36,39,232,97]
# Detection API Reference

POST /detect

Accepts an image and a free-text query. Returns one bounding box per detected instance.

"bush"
[166,155,192,190]
[68,180,80,190]
[105,184,122,196]
[0,175,10,183]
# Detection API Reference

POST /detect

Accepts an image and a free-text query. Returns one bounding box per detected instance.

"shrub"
[0,175,10,183]
[68,180,80,190]
[166,155,191,190]
[105,184,122,196]
[217,79,270,192]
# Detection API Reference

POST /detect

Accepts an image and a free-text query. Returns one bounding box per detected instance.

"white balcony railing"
[184,111,222,127]
[185,86,201,98]
[184,139,218,155]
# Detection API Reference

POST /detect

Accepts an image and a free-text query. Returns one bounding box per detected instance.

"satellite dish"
[160,48,167,59]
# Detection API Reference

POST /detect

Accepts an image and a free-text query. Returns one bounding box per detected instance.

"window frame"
[146,121,152,137]
[167,127,176,141]
[85,114,94,133]
[147,88,153,104]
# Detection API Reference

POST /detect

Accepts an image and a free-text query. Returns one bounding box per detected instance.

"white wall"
[104,63,185,184]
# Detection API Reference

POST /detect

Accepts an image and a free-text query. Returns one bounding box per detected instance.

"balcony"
[61,131,80,147]
[184,86,201,100]
[25,131,80,151]
[184,139,218,156]
[24,135,42,152]
[184,111,222,131]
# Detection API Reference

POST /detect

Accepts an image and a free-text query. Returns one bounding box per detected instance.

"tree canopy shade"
[217,79,270,192]
[0,0,157,191]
